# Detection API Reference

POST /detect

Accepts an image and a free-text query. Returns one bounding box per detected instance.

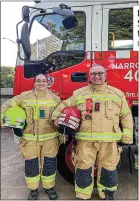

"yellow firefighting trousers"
[75,141,122,199]
[20,138,59,190]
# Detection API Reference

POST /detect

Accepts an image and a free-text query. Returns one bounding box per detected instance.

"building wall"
[0,88,13,106]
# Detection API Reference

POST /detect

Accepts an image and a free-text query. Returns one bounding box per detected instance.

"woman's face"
[34,74,48,91]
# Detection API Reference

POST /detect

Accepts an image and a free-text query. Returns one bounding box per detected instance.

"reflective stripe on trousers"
[25,174,40,183]
[41,173,56,183]
[97,183,118,192]
[23,133,58,141]
[75,132,122,141]
[75,183,94,195]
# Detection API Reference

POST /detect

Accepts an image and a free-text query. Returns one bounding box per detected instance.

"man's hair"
[34,73,47,83]
[90,64,106,73]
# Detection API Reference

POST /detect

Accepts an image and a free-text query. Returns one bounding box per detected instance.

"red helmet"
[58,106,82,137]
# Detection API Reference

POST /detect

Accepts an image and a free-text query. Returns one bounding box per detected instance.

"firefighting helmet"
[58,106,82,137]
[3,106,26,129]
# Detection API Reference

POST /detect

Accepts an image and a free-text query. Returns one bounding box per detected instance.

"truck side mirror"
[16,22,31,60]
[21,22,31,59]
[22,6,29,22]
[62,16,78,29]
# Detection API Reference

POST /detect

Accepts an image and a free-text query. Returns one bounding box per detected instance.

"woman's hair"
[34,73,47,83]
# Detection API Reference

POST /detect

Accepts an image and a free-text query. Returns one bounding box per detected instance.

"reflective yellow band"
[23,100,57,120]
[33,105,38,120]
[25,174,40,183]
[123,128,133,138]
[75,183,93,195]
[23,100,56,106]
[75,132,122,141]
[97,183,118,192]
[75,94,121,105]
[41,173,56,183]
[120,108,130,116]
[23,103,56,107]
[23,133,58,141]
[76,100,85,105]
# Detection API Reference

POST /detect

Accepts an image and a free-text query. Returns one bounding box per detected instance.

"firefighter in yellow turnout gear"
[1,74,61,200]
[52,64,133,200]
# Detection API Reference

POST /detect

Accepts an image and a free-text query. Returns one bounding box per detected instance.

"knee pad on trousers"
[42,156,56,176]
[100,167,118,188]
[25,157,39,177]
[76,167,92,188]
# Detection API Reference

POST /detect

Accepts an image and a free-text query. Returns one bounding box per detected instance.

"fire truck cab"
[15,0,138,183]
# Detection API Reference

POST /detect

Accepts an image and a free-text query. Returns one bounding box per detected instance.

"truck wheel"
[57,140,98,185]
[57,141,75,185]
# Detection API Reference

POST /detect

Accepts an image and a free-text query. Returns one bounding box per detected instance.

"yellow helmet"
[4,106,26,129]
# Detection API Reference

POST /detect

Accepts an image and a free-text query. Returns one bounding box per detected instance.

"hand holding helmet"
[57,106,82,143]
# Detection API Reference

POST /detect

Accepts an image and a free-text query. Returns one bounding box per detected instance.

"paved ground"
[1,128,138,200]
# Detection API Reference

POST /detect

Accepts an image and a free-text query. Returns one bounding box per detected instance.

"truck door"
[101,2,138,101]
[28,5,92,99]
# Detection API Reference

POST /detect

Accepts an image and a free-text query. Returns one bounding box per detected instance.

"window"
[108,8,133,50]
[24,12,85,78]
[30,12,85,60]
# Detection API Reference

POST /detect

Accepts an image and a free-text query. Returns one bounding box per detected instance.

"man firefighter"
[1,73,61,200]
[51,64,133,200]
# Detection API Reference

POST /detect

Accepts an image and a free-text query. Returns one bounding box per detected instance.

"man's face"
[34,74,48,91]
[89,66,106,85]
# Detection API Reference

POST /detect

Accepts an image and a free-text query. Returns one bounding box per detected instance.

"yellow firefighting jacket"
[1,89,61,141]
[51,83,133,144]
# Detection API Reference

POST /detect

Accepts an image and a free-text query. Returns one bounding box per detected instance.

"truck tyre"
[57,141,75,185]
[57,140,98,186]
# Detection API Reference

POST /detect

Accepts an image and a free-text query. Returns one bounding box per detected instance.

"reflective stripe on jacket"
[23,133,58,141]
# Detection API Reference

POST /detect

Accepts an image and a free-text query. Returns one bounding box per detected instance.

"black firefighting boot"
[105,190,114,200]
[28,189,38,200]
[45,187,58,200]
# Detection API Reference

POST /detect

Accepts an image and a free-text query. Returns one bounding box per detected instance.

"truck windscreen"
[30,12,85,61]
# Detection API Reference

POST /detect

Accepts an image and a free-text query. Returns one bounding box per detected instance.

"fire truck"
[15,0,138,184]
